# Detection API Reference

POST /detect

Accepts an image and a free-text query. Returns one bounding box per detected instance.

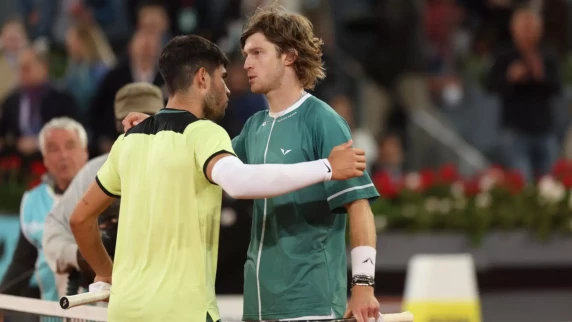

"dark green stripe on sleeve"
[96,176,121,198]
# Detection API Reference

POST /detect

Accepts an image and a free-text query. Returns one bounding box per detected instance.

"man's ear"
[284,49,298,67]
[196,67,210,90]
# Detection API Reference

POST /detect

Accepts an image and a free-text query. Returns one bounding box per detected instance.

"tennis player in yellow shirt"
[69,35,367,322]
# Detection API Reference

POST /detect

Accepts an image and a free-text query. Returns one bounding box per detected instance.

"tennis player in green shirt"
[69,34,366,322]
[125,7,381,321]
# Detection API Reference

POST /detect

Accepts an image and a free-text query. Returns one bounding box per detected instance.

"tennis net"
[0,294,246,322]
[0,294,403,321]
[0,294,107,322]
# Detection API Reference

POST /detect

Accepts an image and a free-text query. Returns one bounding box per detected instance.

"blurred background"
[0,0,572,321]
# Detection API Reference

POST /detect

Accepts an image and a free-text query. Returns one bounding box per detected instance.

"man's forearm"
[347,199,377,277]
[71,218,113,278]
[347,199,376,248]
[212,156,332,199]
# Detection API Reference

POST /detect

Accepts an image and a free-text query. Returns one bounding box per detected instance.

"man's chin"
[250,84,264,94]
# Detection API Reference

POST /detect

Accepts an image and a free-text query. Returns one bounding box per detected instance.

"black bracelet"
[351,274,375,288]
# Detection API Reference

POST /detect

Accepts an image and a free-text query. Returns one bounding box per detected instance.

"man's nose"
[59,148,70,159]
[243,57,251,70]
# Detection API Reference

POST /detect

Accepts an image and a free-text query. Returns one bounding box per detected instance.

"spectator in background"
[0,117,88,301]
[89,29,163,155]
[487,7,561,181]
[371,133,404,183]
[425,0,467,108]
[43,83,164,295]
[0,18,28,102]
[0,46,77,157]
[330,95,378,171]
[63,22,115,130]
[19,0,119,48]
[219,59,267,138]
[136,1,171,46]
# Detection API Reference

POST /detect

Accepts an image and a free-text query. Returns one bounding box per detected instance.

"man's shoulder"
[25,182,49,199]
[301,95,346,125]
[83,154,109,176]
[187,119,226,134]
[244,109,268,128]
[21,183,51,213]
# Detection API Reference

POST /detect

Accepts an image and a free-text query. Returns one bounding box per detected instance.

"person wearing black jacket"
[487,7,561,181]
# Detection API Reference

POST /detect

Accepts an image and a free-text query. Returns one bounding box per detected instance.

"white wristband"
[351,246,376,277]
[320,159,332,181]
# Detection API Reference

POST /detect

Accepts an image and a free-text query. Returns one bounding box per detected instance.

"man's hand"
[507,61,528,82]
[524,53,545,80]
[92,276,112,302]
[327,140,366,180]
[344,285,379,322]
[122,112,150,132]
[94,275,112,285]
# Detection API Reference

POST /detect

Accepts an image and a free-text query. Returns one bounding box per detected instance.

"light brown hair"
[240,5,325,90]
[71,22,116,67]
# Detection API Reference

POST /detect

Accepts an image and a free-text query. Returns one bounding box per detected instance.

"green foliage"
[371,174,572,246]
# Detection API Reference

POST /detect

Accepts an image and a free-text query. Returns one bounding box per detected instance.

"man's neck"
[166,94,204,118]
[54,180,70,194]
[266,81,306,115]
[516,42,539,55]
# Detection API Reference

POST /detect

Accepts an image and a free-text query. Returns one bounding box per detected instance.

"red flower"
[438,163,459,183]
[0,155,22,171]
[0,157,9,170]
[561,175,572,189]
[6,155,21,170]
[552,159,572,178]
[464,178,480,196]
[30,161,47,176]
[504,170,525,193]
[420,169,437,190]
[373,171,399,199]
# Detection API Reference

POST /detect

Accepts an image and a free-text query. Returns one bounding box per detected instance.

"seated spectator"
[330,95,378,171]
[0,46,78,157]
[0,17,28,102]
[0,117,88,301]
[43,83,164,295]
[89,29,163,155]
[63,22,115,128]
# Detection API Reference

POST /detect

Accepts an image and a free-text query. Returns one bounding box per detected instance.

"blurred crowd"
[1,0,572,299]
[1,0,571,183]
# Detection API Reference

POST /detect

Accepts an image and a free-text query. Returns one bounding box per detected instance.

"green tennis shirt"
[232,94,380,320]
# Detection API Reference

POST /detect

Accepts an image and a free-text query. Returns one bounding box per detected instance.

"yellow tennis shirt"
[95,108,235,322]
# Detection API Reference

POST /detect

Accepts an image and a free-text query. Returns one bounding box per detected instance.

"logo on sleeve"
[321,160,331,173]
[280,148,292,155]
